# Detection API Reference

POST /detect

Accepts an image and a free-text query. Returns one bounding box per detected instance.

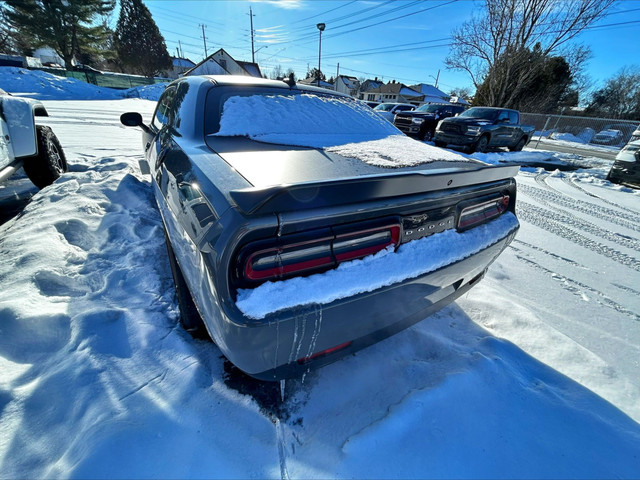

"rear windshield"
[206,86,399,148]
[458,108,500,120]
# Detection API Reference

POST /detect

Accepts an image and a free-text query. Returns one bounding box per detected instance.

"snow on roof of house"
[338,75,359,89]
[410,83,449,99]
[238,61,262,78]
[172,57,195,68]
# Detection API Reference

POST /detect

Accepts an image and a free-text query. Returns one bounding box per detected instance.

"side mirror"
[120,112,150,133]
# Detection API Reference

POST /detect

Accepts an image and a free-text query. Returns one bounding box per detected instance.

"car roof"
[176,74,352,98]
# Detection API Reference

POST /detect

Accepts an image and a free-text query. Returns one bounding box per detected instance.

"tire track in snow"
[519,183,640,235]
[561,176,640,219]
[516,201,640,272]
[513,254,640,323]
[511,239,595,272]
[516,200,640,254]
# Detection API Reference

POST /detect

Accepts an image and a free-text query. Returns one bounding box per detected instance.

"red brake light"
[458,195,510,230]
[240,223,400,284]
[297,341,353,364]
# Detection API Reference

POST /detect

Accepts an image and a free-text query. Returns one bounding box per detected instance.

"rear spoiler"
[229,164,520,215]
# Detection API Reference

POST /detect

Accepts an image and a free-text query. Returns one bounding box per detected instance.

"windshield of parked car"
[373,103,399,112]
[415,104,445,114]
[458,107,499,120]
[208,87,400,148]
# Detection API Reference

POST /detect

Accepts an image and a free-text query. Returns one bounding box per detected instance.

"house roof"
[409,83,449,99]
[337,75,359,89]
[298,77,334,89]
[184,48,262,78]
[237,61,262,78]
[172,57,195,68]
[368,82,423,97]
[360,79,383,91]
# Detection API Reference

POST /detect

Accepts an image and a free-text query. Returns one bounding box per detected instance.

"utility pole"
[200,24,208,58]
[336,62,339,79]
[178,40,183,58]
[249,7,255,63]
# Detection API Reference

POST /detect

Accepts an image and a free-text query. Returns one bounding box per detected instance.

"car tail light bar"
[457,195,510,230]
[240,222,400,284]
[297,341,353,365]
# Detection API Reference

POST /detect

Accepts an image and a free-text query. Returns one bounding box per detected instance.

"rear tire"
[163,226,210,340]
[23,125,68,189]
[509,137,526,152]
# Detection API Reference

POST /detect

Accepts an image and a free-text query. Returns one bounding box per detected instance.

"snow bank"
[123,82,168,101]
[0,67,122,100]
[237,213,518,319]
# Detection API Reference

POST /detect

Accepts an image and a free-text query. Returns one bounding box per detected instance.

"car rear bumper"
[217,221,519,380]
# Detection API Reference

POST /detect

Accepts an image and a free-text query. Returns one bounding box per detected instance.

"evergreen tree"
[4,0,115,69]
[114,0,171,77]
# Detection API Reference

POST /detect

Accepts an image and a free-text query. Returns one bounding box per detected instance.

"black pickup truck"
[394,103,466,141]
[434,107,535,153]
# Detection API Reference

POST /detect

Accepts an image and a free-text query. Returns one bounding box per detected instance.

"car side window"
[497,110,510,123]
[508,111,519,125]
[153,87,177,129]
[442,107,452,116]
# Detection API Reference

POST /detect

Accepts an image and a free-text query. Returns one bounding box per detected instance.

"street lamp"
[316,22,325,87]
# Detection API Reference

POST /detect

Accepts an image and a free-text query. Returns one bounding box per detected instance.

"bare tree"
[586,66,640,119]
[446,0,614,108]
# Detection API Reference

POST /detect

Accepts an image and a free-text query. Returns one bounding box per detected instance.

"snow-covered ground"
[0,70,639,478]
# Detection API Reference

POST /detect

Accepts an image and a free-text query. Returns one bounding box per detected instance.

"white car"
[0,89,67,189]
[373,102,415,123]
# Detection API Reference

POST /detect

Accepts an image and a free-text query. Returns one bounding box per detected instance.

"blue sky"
[143,0,640,96]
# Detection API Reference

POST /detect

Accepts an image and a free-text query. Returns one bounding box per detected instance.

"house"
[362,81,425,105]
[358,77,384,100]
[184,48,262,78]
[450,95,470,106]
[298,77,335,90]
[164,57,196,80]
[334,75,360,97]
[409,84,450,104]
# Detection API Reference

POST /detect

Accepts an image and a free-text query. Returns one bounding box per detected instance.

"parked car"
[590,128,624,146]
[121,75,520,381]
[373,102,415,122]
[434,107,535,153]
[394,103,466,141]
[0,89,68,188]
[365,101,381,109]
[607,140,640,187]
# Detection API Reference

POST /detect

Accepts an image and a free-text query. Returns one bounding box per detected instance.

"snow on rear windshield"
[213,93,400,148]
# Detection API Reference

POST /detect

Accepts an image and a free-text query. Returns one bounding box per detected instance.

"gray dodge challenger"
[121,75,519,380]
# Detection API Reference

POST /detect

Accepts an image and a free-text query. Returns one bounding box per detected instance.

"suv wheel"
[23,125,68,189]
[509,137,526,152]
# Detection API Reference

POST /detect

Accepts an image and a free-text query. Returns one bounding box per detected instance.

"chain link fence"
[34,67,169,90]
[521,112,640,152]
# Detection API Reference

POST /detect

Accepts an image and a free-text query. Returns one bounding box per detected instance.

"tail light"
[457,195,510,230]
[238,222,400,285]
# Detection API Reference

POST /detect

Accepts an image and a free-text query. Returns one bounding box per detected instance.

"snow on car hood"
[212,93,473,166]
